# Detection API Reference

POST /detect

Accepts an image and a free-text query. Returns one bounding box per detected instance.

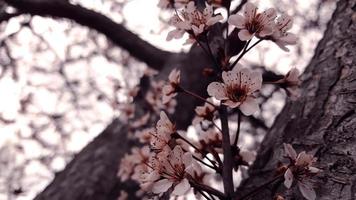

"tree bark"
[237,0,356,199]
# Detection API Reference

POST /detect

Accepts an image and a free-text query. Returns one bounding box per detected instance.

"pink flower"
[283,143,321,200]
[162,69,181,104]
[167,2,223,41]
[207,65,262,115]
[151,146,200,196]
[270,14,297,52]
[146,80,177,113]
[228,2,276,41]
[150,111,175,155]
[192,101,216,125]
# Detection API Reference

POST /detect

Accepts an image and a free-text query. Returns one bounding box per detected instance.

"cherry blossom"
[207,65,262,115]
[151,146,199,196]
[146,80,177,114]
[166,2,223,42]
[283,143,321,200]
[162,69,181,104]
[228,2,277,41]
[150,111,175,156]
[192,101,216,125]
[270,14,298,52]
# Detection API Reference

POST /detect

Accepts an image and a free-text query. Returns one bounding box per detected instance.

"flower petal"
[228,14,245,28]
[152,179,173,194]
[239,97,259,115]
[238,29,253,41]
[244,2,257,19]
[298,181,316,200]
[207,82,227,100]
[172,179,190,196]
[284,168,294,189]
[283,143,297,160]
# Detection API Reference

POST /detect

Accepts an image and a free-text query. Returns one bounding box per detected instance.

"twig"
[233,110,241,147]
[219,105,234,198]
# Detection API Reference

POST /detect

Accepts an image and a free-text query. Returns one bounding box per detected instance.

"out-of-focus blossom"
[118,103,135,122]
[239,150,256,164]
[284,68,301,100]
[162,69,181,104]
[283,143,321,200]
[117,191,128,200]
[228,2,276,41]
[270,14,297,52]
[146,80,177,113]
[192,101,216,125]
[207,65,262,115]
[167,2,223,42]
[118,146,152,182]
[150,111,175,156]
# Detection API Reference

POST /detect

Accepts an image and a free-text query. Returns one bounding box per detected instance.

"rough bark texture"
[238,0,356,199]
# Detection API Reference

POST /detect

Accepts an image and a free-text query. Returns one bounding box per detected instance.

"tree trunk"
[238,0,356,199]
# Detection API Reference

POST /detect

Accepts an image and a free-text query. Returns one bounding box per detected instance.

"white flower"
[167,2,223,41]
[228,2,276,41]
[151,146,198,196]
[192,101,216,125]
[146,80,177,113]
[162,69,181,104]
[283,143,321,200]
[270,14,297,52]
[207,65,262,115]
[239,150,256,163]
[150,111,175,155]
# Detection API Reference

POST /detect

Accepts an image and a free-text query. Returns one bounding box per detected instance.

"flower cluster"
[167,2,223,43]
[117,1,312,199]
[162,69,181,104]
[283,144,321,200]
[207,64,262,115]
[228,2,297,51]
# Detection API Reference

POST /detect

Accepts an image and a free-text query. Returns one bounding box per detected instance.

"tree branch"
[4,0,174,70]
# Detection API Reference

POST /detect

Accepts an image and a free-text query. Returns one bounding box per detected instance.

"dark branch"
[4,0,174,70]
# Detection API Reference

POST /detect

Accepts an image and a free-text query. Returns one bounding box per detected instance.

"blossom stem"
[175,132,219,170]
[204,34,222,70]
[233,110,241,147]
[230,39,263,68]
[237,174,283,200]
[192,155,216,171]
[219,105,234,198]
[180,87,217,108]
[195,36,221,71]
[196,189,213,200]
[189,180,226,199]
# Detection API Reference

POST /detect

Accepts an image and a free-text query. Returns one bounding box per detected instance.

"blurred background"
[0,0,335,199]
